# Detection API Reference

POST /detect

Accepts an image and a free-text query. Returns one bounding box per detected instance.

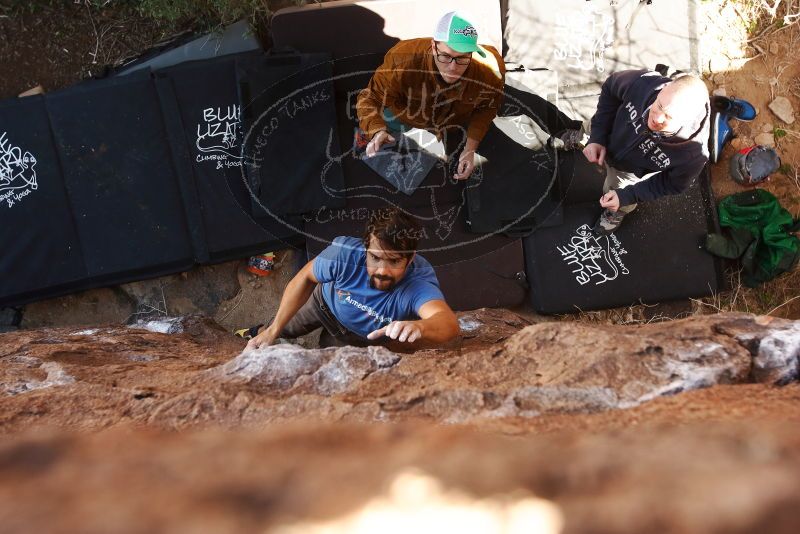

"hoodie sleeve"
[588,70,648,147]
[615,157,706,206]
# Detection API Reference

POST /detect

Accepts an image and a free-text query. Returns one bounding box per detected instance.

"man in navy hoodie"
[583,70,710,234]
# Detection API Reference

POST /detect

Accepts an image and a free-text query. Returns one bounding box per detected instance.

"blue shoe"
[710,111,734,164]
[711,96,757,121]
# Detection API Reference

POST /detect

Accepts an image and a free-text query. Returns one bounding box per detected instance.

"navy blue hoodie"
[587,70,710,207]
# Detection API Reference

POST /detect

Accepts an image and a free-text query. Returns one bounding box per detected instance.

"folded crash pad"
[239,51,346,217]
[116,19,262,76]
[523,167,722,314]
[45,74,196,280]
[272,0,529,312]
[156,52,303,262]
[0,96,87,303]
[0,55,323,307]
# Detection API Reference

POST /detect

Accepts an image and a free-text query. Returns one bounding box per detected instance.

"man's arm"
[366,299,459,344]
[456,48,506,180]
[453,136,480,180]
[356,48,404,138]
[456,90,502,179]
[356,51,405,157]
[246,260,320,350]
[587,69,645,147]
[615,158,707,206]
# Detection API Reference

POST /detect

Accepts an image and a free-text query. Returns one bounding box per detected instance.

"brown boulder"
[2,313,799,432]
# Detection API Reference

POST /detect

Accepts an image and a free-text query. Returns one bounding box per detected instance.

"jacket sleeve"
[466,50,506,143]
[588,70,645,147]
[356,49,405,137]
[615,158,706,206]
[466,95,502,142]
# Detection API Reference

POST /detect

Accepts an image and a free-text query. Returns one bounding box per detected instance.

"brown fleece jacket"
[356,38,505,143]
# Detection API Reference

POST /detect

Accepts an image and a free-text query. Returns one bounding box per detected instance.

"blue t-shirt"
[312,236,445,339]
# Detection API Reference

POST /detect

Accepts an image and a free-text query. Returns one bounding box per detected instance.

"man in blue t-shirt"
[245,208,459,349]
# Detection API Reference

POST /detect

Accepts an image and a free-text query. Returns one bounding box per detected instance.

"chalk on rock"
[751,322,800,385]
[219,344,325,391]
[311,346,400,396]
[129,317,185,334]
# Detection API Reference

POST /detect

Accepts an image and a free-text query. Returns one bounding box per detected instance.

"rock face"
[1,311,800,532]
[1,312,799,432]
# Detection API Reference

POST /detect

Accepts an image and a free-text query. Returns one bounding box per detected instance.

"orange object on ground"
[247,252,275,276]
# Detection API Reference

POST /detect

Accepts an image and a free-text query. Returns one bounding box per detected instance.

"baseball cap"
[729,145,781,185]
[433,11,486,58]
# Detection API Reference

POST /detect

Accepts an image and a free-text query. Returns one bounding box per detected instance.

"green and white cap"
[433,11,486,57]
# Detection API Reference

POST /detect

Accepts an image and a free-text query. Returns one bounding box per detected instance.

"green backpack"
[705,189,800,287]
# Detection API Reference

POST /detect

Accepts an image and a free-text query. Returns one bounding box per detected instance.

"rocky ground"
[1,310,799,532]
[700,0,800,319]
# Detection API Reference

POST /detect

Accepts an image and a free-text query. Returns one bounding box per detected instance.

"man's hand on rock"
[245,325,279,351]
[365,130,395,158]
[367,320,423,343]
[583,143,607,167]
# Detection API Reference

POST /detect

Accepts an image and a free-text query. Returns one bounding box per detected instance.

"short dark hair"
[362,208,421,258]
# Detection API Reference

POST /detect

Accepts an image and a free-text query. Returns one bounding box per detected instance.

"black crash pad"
[465,68,583,236]
[116,19,262,76]
[523,168,722,314]
[240,51,346,217]
[271,0,528,312]
[45,74,196,279]
[156,52,302,262]
[0,96,87,303]
[1,55,325,307]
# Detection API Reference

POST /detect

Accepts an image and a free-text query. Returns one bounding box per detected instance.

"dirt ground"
[0,3,183,98]
[0,0,798,329]
[700,1,800,320]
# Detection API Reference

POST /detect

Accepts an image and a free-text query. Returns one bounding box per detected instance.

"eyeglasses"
[434,43,471,66]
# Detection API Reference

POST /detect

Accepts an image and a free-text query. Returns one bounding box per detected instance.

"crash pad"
[523,167,722,314]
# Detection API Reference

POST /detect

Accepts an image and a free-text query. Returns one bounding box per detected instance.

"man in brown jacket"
[356,11,505,181]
